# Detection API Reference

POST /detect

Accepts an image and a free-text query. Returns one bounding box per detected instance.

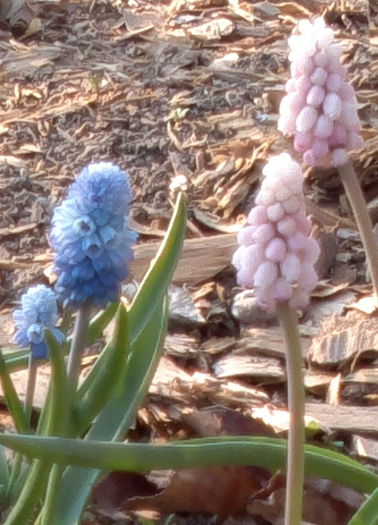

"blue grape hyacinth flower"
[13,285,65,359]
[49,162,138,308]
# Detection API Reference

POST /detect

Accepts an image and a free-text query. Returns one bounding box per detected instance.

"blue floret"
[13,285,64,359]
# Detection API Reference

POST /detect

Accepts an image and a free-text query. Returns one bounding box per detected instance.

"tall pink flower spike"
[278,18,363,168]
[233,153,320,313]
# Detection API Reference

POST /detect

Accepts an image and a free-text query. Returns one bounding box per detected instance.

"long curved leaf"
[347,486,378,525]
[0,435,376,496]
[74,304,129,432]
[128,191,186,343]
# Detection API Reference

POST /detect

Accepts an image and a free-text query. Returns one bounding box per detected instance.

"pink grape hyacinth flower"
[278,17,363,168]
[233,154,320,313]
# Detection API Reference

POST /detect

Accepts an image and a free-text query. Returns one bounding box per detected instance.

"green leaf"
[44,331,70,436]
[128,191,186,343]
[0,349,29,373]
[0,445,9,492]
[76,190,186,409]
[347,486,378,525]
[73,304,129,432]
[0,350,29,434]
[35,296,168,525]
[0,435,376,497]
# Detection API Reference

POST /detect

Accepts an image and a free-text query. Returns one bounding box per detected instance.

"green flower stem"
[24,354,38,424]
[277,302,305,525]
[338,161,378,303]
[67,302,92,392]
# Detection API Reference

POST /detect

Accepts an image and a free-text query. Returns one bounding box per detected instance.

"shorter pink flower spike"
[233,154,319,313]
[278,17,363,168]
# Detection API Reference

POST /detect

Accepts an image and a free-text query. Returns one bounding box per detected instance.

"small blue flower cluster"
[50,162,138,308]
[13,285,64,359]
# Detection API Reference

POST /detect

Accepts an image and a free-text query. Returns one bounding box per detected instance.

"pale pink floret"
[273,277,293,301]
[310,67,328,86]
[294,131,313,153]
[312,139,329,157]
[265,238,287,262]
[314,115,333,139]
[279,17,363,167]
[326,74,342,92]
[237,266,255,288]
[282,196,300,214]
[252,223,276,244]
[254,261,278,288]
[323,93,342,120]
[233,154,319,313]
[306,85,325,106]
[297,264,318,291]
[277,216,297,236]
[296,106,318,132]
[247,205,267,225]
[231,245,245,271]
[267,202,285,222]
[237,225,256,246]
[281,253,301,281]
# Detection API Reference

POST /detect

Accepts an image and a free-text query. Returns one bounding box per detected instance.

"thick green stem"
[277,302,305,525]
[24,354,38,424]
[338,161,378,304]
[67,303,91,392]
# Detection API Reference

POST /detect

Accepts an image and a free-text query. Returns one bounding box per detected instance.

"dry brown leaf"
[93,407,273,518]
[125,465,270,515]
